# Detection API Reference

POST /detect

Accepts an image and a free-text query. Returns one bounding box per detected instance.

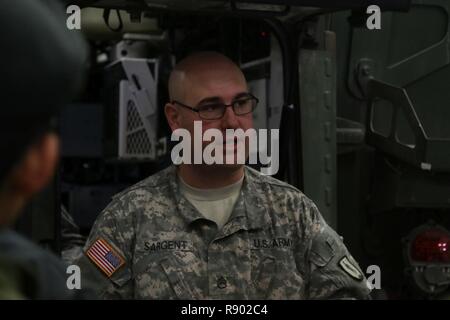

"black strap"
[103,8,123,32]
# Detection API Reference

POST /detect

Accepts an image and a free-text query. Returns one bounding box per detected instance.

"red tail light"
[410,228,450,263]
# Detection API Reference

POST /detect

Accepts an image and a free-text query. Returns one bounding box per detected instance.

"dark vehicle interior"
[16,0,450,299]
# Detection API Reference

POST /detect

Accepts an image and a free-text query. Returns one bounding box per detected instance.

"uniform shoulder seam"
[245,166,303,194]
[111,166,173,200]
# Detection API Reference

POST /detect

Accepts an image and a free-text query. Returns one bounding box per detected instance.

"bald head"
[168,52,247,103]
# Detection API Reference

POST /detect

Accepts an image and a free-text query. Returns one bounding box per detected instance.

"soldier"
[77,51,371,299]
[0,0,89,299]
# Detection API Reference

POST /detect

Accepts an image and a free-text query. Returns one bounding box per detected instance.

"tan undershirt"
[178,175,244,230]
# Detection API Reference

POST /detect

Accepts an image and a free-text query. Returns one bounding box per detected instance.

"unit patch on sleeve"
[339,256,364,281]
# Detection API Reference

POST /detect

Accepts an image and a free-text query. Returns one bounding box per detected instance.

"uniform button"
[217,276,227,289]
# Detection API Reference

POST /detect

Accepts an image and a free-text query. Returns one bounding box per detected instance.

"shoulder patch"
[86,238,125,277]
[339,256,364,281]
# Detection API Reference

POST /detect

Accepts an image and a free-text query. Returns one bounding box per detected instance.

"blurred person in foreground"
[0,0,90,299]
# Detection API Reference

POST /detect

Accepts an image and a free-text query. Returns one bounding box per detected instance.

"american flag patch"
[86,238,125,277]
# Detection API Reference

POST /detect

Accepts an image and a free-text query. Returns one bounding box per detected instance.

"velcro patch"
[339,256,364,281]
[86,238,125,277]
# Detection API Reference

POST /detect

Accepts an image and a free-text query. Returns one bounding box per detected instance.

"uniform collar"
[167,166,205,225]
[167,165,271,233]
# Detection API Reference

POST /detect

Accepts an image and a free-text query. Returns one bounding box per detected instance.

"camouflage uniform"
[77,165,371,299]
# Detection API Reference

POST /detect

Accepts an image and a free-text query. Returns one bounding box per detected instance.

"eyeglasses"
[171,94,259,120]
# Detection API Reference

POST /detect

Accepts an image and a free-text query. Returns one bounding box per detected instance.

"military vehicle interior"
[16,0,450,299]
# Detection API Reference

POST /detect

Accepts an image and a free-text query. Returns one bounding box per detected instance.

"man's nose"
[221,105,240,129]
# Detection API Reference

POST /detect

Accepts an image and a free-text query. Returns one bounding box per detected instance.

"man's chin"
[203,162,245,171]
[223,163,245,170]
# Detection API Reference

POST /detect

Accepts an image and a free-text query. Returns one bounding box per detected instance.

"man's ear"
[10,133,59,198]
[164,102,181,132]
